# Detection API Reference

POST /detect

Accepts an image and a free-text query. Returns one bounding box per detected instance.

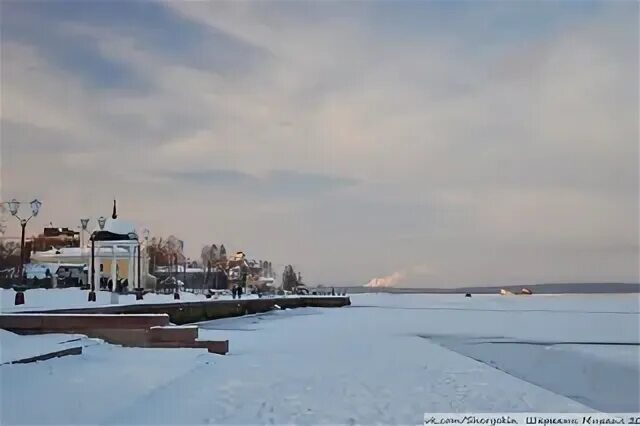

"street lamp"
[136,236,143,299]
[30,200,42,216]
[89,231,97,302]
[89,217,107,302]
[7,198,42,286]
[88,216,110,302]
[7,200,19,216]
[80,218,90,254]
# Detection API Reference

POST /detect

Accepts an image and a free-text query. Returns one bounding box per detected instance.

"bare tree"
[282,265,299,291]
[0,240,20,269]
[209,244,218,265]
[0,203,7,236]
[199,244,219,286]
[201,244,211,284]
[166,235,180,254]
[201,245,211,266]
[146,237,167,273]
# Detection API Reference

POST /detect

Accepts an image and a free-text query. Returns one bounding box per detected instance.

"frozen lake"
[1,293,638,425]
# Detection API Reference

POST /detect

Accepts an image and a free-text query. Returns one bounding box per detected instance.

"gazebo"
[88,201,142,303]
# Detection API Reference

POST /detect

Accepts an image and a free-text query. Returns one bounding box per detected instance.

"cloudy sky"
[1,1,638,287]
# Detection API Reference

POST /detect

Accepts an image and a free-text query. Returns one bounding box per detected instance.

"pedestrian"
[232,285,237,299]
[331,287,335,296]
[237,285,243,299]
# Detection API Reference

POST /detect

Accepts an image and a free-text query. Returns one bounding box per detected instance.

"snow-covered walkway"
[1,293,638,424]
[0,288,255,313]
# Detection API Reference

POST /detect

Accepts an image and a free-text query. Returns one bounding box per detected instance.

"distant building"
[31,227,80,252]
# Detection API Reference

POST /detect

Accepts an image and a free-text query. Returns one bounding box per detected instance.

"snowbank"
[0,329,95,365]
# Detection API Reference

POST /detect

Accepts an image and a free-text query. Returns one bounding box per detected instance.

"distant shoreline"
[323,283,640,295]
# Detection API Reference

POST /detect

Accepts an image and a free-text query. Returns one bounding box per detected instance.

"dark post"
[15,220,27,306]
[90,235,95,291]
[88,233,96,302]
[136,243,143,300]
[19,221,26,285]
[137,243,141,289]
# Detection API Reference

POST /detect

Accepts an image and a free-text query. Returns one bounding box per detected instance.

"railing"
[0,276,81,289]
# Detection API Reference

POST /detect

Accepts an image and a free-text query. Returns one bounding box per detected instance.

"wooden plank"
[147,340,229,355]
[149,326,199,343]
[5,346,82,365]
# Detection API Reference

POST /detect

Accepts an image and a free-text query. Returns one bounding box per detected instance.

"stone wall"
[24,296,351,325]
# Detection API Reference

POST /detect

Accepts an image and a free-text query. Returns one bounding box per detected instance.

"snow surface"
[0,329,96,365]
[1,293,638,425]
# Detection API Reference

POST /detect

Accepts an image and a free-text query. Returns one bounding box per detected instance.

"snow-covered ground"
[0,329,97,365]
[1,293,638,425]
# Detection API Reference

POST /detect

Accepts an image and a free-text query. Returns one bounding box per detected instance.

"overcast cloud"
[1,1,637,287]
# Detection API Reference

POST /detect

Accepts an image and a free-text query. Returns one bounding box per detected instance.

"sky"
[0,0,638,287]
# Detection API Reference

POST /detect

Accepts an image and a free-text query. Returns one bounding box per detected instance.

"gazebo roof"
[93,219,137,241]
[104,217,136,235]
[92,200,138,241]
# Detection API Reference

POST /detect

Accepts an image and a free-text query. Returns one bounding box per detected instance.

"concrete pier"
[22,296,351,325]
[0,313,230,354]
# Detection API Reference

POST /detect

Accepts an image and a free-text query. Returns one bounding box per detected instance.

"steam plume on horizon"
[365,271,406,288]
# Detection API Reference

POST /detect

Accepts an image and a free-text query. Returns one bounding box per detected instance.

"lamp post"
[80,218,90,276]
[88,217,106,302]
[136,238,143,299]
[7,199,42,286]
[89,231,96,302]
